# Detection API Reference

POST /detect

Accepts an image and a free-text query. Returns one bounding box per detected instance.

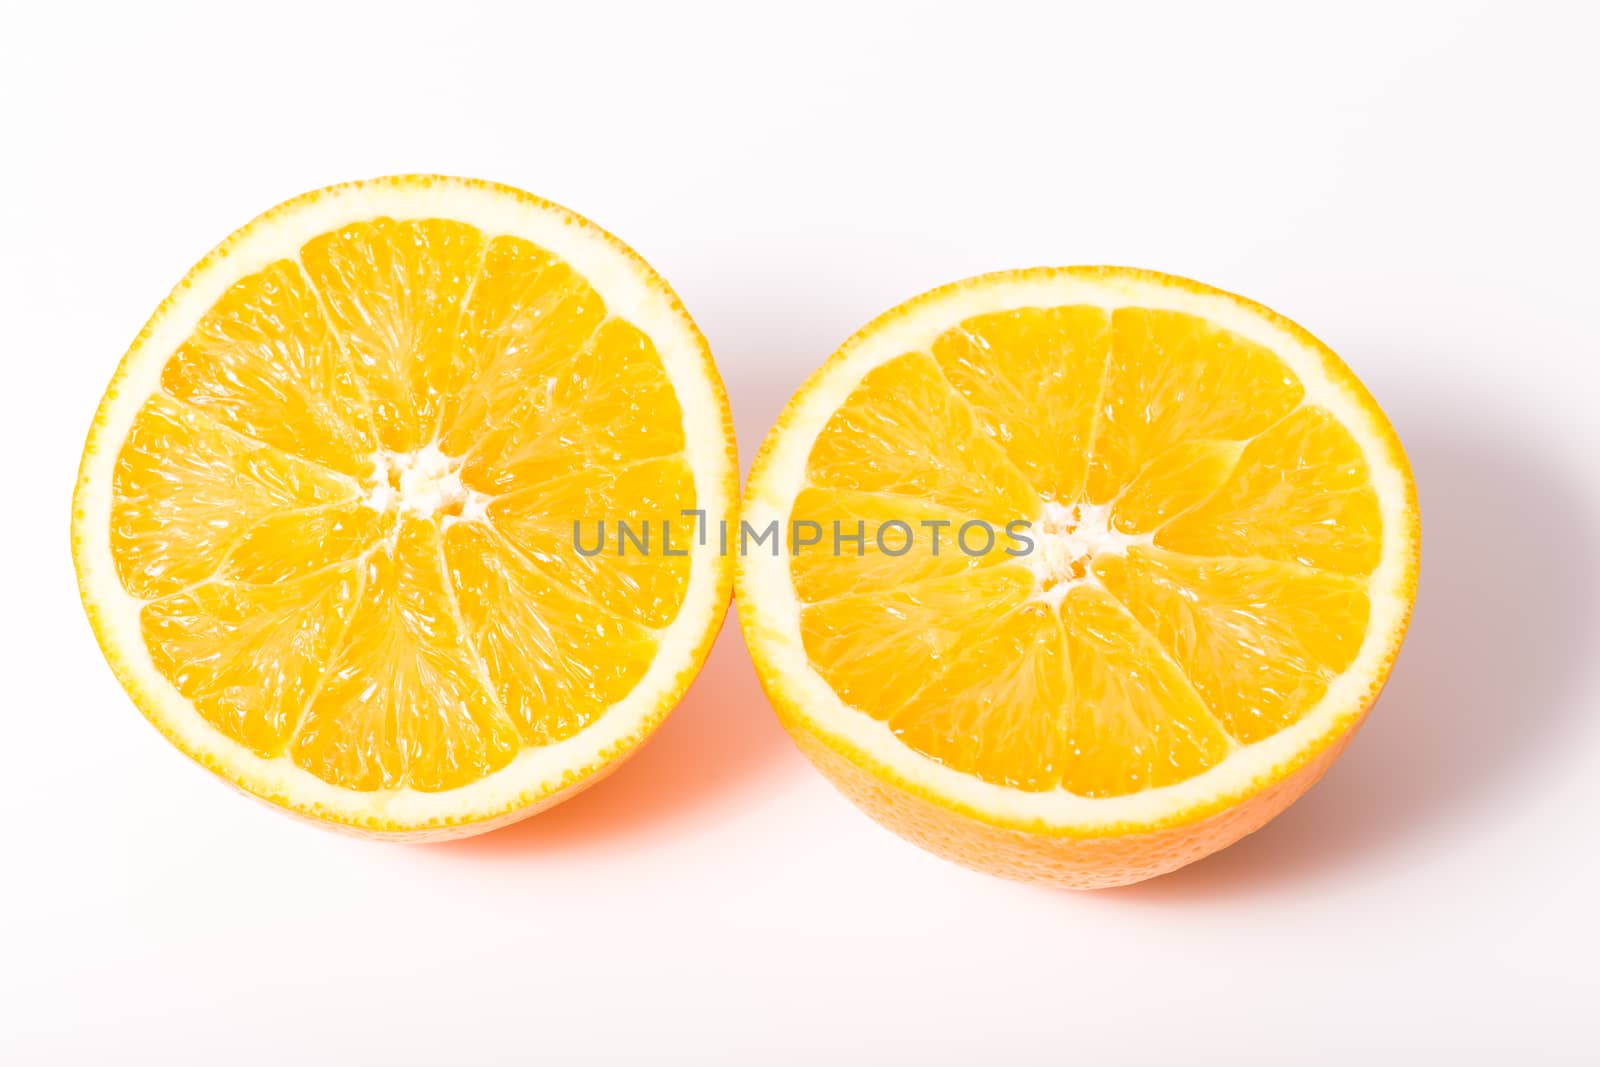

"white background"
[3,2,1597,1063]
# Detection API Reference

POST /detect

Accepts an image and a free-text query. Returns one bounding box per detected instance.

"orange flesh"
[793,307,1381,796]
[111,220,694,792]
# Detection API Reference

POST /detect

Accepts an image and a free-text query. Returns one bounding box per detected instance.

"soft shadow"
[1117,394,1599,900]
[437,619,799,855]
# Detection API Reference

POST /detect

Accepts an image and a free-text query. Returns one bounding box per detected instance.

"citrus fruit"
[737,267,1419,888]
[73,176,738,838]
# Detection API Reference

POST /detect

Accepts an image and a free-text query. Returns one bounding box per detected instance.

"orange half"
[737,268,1418,888]
[74,176,738,838]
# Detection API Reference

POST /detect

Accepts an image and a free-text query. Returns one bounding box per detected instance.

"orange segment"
[291,518,518,792]
[161,259,379,476]
[445,523,658,746]
[887,596,1069,791]
[141,565,362,758]
[799,567,1034,724]
[456,317,684,495]
[488,455,697,629]
[1156,405,1383,575]
[929,306,1110,503]
[788,488,1006,603]
[438,235,608,465]
[1095,548,1371,744]
[1087,308,1304,503]
[1108,438,1244,534]
[300,217,488,452]
[220,503,387,586]
[110,395,357,599]
[804,352,1040,520]
[1053,586,1234,796]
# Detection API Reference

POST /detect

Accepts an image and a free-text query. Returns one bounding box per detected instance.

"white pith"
[363,444,491,523]
[74,179,735,830]
[1023,501,1148,607]
[740,271,1417,833]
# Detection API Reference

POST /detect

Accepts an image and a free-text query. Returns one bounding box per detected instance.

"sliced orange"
[74,176,738,838]
[738,268,1418,888]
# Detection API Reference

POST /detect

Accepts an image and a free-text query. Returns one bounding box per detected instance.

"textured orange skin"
[738,266,1420,889]
[790,706,1365,889]
[73,175,740,841]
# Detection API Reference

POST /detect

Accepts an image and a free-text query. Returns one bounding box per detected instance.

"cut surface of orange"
[74,177,737,837]
[738,268,1418,887]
